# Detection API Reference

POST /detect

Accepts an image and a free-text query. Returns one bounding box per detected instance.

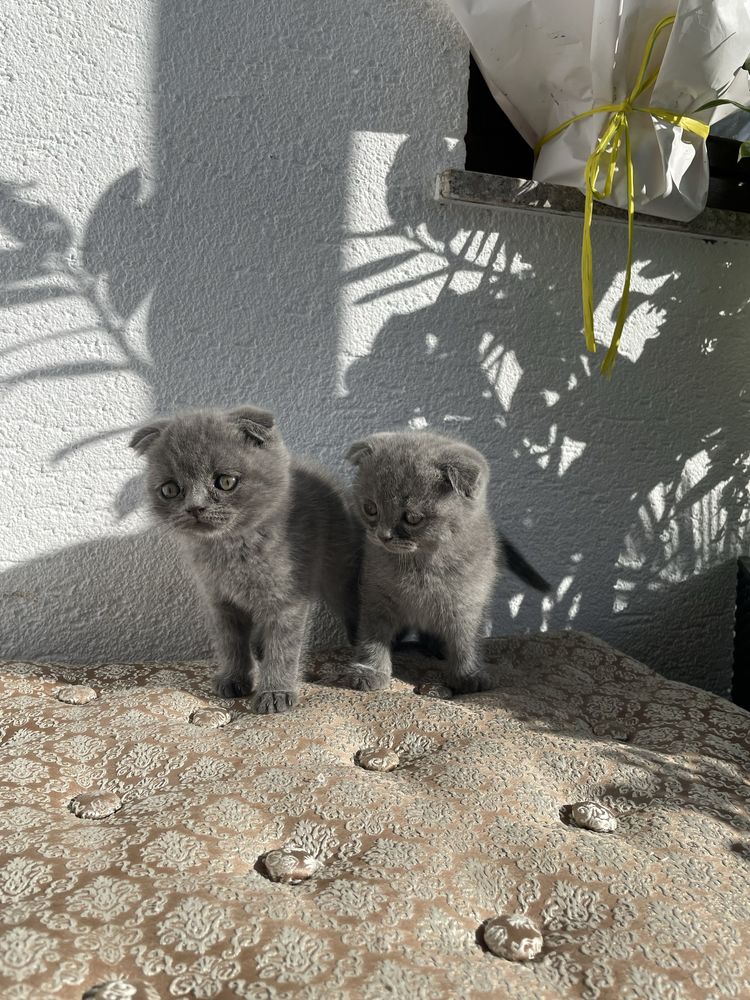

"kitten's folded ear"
[227,405,276,446]
[437,444,489,499]
[129,419,171,455]
[346,438,375,465]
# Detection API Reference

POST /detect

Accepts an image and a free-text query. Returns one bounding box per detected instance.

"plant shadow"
[0,5,748,697]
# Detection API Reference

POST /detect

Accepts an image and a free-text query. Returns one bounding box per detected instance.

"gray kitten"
[337,431,549,694]
[130,406,360,714]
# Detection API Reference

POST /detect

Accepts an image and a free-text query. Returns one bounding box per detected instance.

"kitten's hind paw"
[333,665,391,692]
[252,690,299,715]
[447,668,496,695]
[213,671,253,699]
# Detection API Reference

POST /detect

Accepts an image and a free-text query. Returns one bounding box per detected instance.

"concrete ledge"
[436,169,750,243]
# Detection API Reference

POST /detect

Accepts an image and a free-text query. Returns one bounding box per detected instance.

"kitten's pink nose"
[187,506,206,518]
[377,528,393,542]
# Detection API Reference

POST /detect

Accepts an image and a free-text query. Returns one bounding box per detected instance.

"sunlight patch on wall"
[2,0,155,232]
[509,251,534,278]
[558,435,587,477]
[479,334,523,412]
[508,593,524,619]
[448,268,484,295]
[613,446,749,613]
[518,424,587,477]
[540,594,554,632]
[338,132,447,394]
[338,131,491,396]
[524,550,585,630]
[0,0,157,566]
[592,261,677,363]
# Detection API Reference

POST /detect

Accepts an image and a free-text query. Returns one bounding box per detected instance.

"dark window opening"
[465,54,749,214]
[465,55,534,179]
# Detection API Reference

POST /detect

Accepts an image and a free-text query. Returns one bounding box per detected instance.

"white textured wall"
[1,0,748,693]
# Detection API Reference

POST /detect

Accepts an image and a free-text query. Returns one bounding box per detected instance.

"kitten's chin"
[179,520,227,537]
[372,537,418,554]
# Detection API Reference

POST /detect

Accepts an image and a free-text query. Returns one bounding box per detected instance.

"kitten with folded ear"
[337,431,549,694]
[130,406,361,714]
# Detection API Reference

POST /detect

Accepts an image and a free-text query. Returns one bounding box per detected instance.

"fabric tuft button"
[484,914,543,961]
[82,981,159,1000]
[415,681,453,699]
[189,707,232,728]
[56,685,97,704]
[356,747,400,772]
[262,848,320,884]
[570,801,617,832]
[69,791,122,820]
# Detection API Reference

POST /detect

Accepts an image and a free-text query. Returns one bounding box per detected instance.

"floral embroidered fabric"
[1,632,749,998]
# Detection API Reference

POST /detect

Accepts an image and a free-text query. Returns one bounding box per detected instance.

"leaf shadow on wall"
[0,154,352,661]
[0,37,749,688]
[0,0,425,663]
[0,174,208,661]
[337,137,750,693]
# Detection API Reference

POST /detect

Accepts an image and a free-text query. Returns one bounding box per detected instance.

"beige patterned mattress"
[1,632,749,1000]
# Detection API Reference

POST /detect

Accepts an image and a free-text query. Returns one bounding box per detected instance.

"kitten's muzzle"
[183,507,221,532]
[370,532,418,553]
[186,506,213,527]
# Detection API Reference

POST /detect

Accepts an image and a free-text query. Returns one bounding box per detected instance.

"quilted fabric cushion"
[1,632,749,999]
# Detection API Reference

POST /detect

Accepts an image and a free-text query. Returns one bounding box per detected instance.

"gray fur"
[130,406,360,713]
[339,431,548,694]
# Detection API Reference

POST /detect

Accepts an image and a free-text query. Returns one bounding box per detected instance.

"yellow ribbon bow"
[535,14,710,375]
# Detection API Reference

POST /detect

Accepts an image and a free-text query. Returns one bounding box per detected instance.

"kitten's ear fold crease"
[129,419,170,455]
[346,439,374,465]
[438,445,488,498]
[228,405,276,447]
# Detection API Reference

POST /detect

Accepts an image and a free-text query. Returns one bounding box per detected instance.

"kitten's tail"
[501,538,550,593]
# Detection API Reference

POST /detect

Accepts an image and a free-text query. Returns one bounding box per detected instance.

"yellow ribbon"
[534,15,710,375]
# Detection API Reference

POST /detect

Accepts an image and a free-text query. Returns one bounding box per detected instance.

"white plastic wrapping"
[447,0,750,221]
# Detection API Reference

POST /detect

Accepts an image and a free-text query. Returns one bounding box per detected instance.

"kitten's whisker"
[153,521,183,543]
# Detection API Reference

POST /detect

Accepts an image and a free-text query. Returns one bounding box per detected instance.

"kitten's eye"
[363,500,378,517]
[215,474,238,492]
[160,481,180,500]
[403,511,423,525]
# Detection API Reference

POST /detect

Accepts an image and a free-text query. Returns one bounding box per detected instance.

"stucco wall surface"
[1,0,748,693]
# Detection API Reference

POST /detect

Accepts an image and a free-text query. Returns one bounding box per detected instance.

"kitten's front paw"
[333,665,391,692]
[213,671,253,699]
[448,668,496,694]
[252,690,299,715]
